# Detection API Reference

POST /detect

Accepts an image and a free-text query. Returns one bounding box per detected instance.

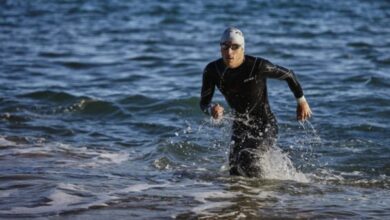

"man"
[200,27,312,177]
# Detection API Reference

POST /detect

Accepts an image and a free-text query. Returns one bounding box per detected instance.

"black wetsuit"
[200,55,304,177]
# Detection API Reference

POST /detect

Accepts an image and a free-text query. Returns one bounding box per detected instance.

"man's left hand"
[297,100,312,121]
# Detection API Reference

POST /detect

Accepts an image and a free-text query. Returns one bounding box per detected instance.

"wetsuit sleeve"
[200,66,215,115]
[261,59,304,99]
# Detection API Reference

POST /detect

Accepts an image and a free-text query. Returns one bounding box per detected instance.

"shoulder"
[245,55,270,64]
[244,55,270,66]
[244,55,271,71]
[205,58,222,69]
[203,58,222,75]
[252,56,274,71]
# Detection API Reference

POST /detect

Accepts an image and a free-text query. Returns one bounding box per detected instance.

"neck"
[227,55,245,69]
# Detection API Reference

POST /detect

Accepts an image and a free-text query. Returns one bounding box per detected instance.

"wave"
[38,51,72,58]
[119,95,199,115]
[309,169,390,189]
[18,90,77,102]
[129,55,162,62]
[375,56,390,65]
[66,99,124,117]
[0,113,30,123]
[15,90,127,117]
[8,92,200,122]
[342,74,390,88]
[54,60,119,69]
[0,183,110,217]
[347,41,373,48]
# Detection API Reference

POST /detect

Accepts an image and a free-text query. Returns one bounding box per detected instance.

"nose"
[227,48,234,55]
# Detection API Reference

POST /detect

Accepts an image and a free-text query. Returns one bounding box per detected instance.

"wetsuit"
[200,55,304,177]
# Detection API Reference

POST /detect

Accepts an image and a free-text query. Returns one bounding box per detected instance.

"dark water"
[1,0,389,219]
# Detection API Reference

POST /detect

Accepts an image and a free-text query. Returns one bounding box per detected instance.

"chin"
[225,60,235,67]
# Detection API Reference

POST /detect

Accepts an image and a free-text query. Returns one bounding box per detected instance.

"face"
[220,41,245,69]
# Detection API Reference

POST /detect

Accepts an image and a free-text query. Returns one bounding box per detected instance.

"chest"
[217,68,263,96]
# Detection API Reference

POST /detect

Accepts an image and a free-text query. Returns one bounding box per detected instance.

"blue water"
[1,0,389,219]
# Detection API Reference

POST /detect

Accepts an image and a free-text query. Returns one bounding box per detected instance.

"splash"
[252,120,321,182]
[256,147,309,182]
[170,116,317,183]
[223,115,310,182]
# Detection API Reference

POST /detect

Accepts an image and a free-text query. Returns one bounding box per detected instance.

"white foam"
[190,190,237,214]
[0,136,16,147]
[48,190,84,207]
[3,140,130,168]
[98,151,129,163]
[57,182,85,191]
[309,168,345,182]
[258,147,309,182]
[0,189,18,198]
[121,184,155,192]
[153,157,172,170]
[192,190,235,203]
[83,150,130,168]
[118,182,171,194]
[192,201,234,214]
[13,147,53,156]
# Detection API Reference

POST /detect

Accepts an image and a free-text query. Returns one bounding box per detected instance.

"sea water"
[1,0,389,219]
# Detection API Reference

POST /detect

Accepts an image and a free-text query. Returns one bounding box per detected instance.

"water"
[1,0,389,219]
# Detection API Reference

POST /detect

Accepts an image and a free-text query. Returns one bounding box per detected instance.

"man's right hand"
[211,104,224,119]
[297,100,312,121]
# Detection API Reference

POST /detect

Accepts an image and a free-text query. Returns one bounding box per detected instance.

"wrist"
[296,96,307,105]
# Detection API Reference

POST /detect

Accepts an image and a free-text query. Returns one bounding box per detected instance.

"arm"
[200,66,224,119]
[262,59,312,121]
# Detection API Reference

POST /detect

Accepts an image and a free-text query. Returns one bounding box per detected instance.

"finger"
[307,109,312,118]
[212,109,218,118]
[302,112,308,121]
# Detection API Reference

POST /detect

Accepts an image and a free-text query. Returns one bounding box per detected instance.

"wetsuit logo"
[243,77,255,83]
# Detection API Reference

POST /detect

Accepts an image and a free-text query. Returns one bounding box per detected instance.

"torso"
[208,55,274,120]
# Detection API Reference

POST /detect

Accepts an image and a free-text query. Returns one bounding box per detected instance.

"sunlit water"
[1,0,389,219]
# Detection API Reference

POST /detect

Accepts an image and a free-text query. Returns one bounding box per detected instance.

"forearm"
[284,70,304,99]
[261,59,311,120]
[200,71,215,115]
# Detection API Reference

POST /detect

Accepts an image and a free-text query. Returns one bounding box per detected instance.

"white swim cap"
[220,27,245,48]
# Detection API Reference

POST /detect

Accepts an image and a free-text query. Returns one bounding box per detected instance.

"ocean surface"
[1,0,389,219]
